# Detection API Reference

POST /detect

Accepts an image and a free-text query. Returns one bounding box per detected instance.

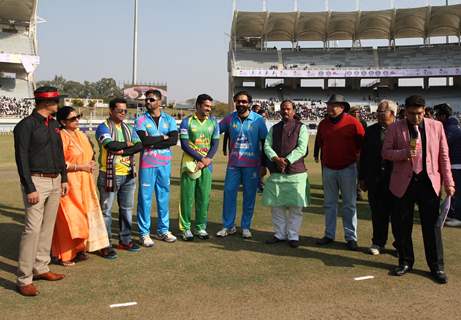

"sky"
[35,0,461,102]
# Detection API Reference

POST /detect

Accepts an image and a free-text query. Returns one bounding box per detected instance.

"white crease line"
[354,276,375,281]
[110,302,138,308]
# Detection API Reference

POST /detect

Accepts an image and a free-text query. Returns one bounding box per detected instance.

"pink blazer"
[382,118,454,198]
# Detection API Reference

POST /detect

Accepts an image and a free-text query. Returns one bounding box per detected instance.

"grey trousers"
[17,176,61,286]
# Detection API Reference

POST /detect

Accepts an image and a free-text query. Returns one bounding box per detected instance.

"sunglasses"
[66,114,82,122]
[146,98,159,103]
[114,109,128,114]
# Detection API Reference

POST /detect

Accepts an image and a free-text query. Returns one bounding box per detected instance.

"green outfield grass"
[0,134,460,320]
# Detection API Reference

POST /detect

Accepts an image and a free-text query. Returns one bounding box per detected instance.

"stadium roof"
[0,0,37,23]
[231,4,461,42]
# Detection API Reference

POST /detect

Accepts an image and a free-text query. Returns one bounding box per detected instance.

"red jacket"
[317,113,365,170]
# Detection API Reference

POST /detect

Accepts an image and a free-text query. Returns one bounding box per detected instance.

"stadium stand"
[378,45,461,69]
[228,4,461,119]
[234,48,279,70]
[0,0,38,120]
[0,95,33,117]
[0,31,35,55]
[282,48,375,70]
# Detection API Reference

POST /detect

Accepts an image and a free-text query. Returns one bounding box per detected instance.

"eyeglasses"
[66,114,82,122]
[146,98,159,103]
[114,109,128,114]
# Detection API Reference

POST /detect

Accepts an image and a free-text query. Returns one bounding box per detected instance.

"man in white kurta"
[262,100,310,248]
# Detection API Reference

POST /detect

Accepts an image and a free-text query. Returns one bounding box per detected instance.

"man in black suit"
[359,100,398,255]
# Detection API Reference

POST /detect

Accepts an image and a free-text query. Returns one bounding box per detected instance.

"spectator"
[0,96,33,118]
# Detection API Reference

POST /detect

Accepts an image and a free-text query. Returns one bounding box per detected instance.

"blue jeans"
[322,163,358,241]
[97,172,136,246]
[222,166,259,230]
[137,165,171,236]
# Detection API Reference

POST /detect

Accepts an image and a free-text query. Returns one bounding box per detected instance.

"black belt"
[31,173,59,178]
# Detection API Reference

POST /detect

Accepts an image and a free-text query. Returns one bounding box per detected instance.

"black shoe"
[99,247,118,260]
[265,236,285,245]
[431,270,448,284]
[316,236,334,245]
[346,240,358,251]
[392,264,412,276]
[288,240,299,248]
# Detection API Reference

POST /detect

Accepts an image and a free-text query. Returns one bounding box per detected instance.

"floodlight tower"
[132,0,138,85]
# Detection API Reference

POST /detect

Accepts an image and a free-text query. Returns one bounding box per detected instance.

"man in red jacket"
[316,95,365,250]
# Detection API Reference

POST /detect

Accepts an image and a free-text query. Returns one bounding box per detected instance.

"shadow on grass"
[167,219,394,269]
[0,203,430,285]
[167,219,440,282]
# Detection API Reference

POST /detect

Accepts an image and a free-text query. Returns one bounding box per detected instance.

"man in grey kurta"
[263,100,310,248]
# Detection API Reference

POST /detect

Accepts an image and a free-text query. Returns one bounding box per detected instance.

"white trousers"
[272,207,304,241]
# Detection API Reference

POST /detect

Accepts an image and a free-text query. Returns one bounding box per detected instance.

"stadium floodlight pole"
[446,0,449,43]
[132,0,139,85]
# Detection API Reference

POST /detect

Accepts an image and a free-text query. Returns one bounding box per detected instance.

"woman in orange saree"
[52,107,109,266]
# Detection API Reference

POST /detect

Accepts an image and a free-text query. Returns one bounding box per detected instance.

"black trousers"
[391,175,443,271]
[368,179,396,248]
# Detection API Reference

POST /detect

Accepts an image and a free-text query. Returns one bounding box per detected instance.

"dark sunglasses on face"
[146,98,159,103]
[114,109,128,114]
[66,114,82,122]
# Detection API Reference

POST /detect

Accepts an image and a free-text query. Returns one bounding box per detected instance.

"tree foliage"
[36,76,122,102]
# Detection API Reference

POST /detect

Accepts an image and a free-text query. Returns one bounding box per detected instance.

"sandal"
[61,260,75,267]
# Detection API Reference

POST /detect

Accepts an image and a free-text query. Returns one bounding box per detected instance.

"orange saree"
[51,129,109,262]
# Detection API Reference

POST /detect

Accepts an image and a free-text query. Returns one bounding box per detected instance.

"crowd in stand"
[253,98,461,124]
[0,96,33,118]
[253,98,376,122]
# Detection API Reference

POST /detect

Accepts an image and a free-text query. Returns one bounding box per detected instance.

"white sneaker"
[182,230,194,241]
[216,226,237,237]
[242,229,252,239]
[156,231,177,243]
[445,218,461,227]
[140,235,154,247]
[195,229,209,240]
[368,244,381,255]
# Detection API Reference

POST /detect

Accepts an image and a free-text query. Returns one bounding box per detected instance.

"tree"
[36,76,123,102]
[63,81,85,98]
[93,78,122,101]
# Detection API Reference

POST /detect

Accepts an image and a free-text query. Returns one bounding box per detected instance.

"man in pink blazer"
[382,95,455,284]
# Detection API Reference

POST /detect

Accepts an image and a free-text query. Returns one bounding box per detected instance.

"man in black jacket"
[359,100,398,255]
[14,86,68,296]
